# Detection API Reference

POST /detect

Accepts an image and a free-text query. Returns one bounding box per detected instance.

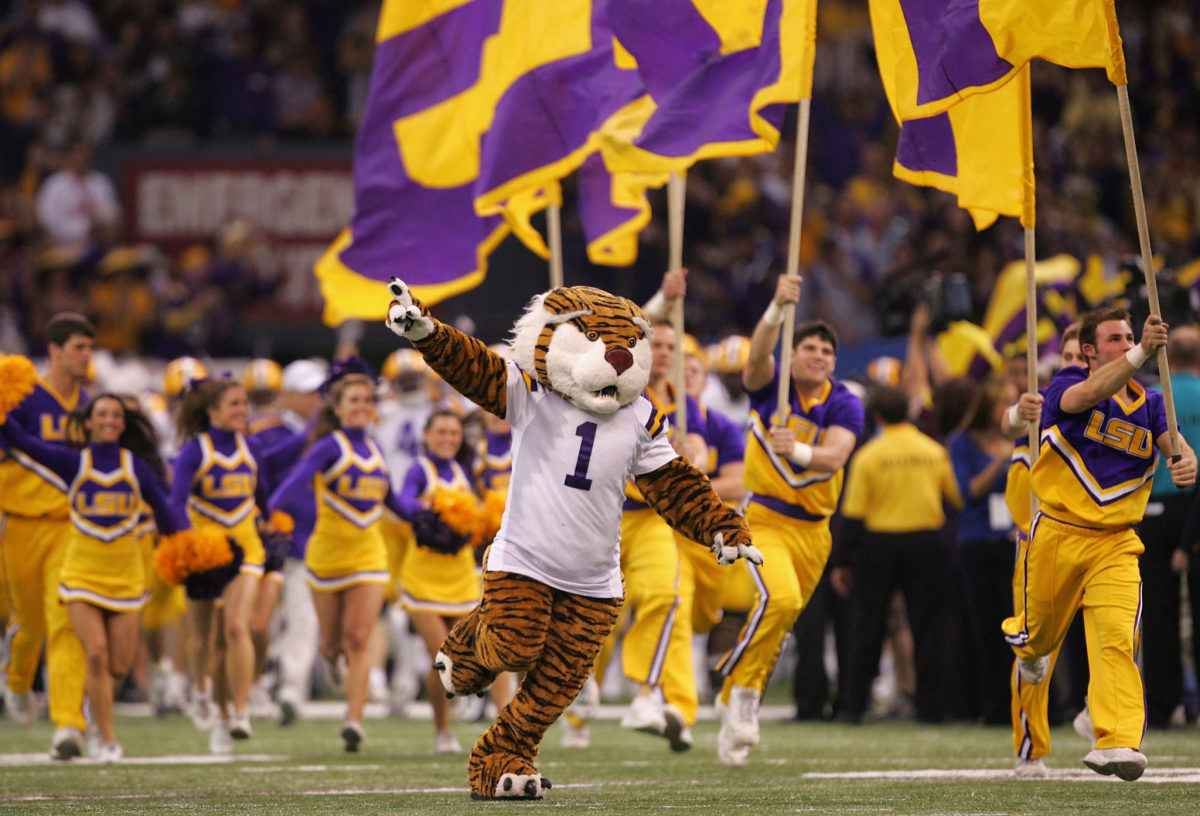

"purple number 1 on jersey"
[564,421,597,490]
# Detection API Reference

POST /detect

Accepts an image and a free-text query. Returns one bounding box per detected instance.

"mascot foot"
[433,650,489,700]
[471,774,552,801]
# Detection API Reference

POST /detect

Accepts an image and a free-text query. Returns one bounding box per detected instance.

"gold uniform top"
[841,423,962,533]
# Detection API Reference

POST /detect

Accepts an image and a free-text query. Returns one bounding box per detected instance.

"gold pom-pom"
[0,355,38,419]
[154,528,235,585]
[266,510,294,535]
[480,489,506,543]
[430,486,486,547]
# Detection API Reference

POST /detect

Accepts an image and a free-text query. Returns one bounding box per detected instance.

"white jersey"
[486,361,677,598]
[374,394,436,491]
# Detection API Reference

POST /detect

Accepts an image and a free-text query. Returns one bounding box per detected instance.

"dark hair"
[869,384,908,425]
[177,379,244,441]
[308,373,375,446]
[71,393,167,482]
[1061,322,1081,346]
[931,377,977,439]
[1078,306,1130,353]
[1168,327,1200,370]
[964,377,1013,433]
[45,313,95,347]
[794,320,838,353]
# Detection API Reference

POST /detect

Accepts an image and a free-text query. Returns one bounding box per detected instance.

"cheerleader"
[0,386,186,762]
[268,363,401,752]
[398,409,512,754]
[170,378,271,752]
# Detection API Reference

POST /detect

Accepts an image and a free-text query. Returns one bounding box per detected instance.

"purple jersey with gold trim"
[0,378,87,517]
[744,368,864,521]
[171,428,268,528]
[623,386,706,511]
[1032,366,1168,529]
[699,403,745,478]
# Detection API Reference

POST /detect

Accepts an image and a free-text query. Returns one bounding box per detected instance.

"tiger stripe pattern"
[530,286,648,387]
[439,571,621,799]
[636,457,751,550]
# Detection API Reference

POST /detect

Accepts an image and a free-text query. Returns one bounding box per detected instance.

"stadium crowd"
[1,0,1199,783]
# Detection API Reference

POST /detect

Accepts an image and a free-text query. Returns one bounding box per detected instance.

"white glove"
[385,278,435,341]
[710,532,764,566]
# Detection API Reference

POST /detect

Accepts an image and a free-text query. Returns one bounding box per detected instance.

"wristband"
[763,300,787,326]
[1125,345,1151,368]
[1005,404,1028,431]
[790,442,813,467]
[642,290,668,320]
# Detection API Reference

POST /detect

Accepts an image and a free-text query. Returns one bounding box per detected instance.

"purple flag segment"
[903,0,1012,107]
[895,113,957,179]
[577,152,668,266]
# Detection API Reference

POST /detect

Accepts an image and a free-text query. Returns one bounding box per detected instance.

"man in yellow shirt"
[834,384,962,723]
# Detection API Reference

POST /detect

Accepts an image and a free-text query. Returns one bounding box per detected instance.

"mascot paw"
[386,277,434,340]
[472,773,552,801]
[432,650,456,698]
[711,533,764,566]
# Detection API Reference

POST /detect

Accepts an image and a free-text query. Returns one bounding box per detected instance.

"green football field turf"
[3,711,1199,815]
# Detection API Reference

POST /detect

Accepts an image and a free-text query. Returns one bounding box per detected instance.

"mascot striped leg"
[453,573,620,800]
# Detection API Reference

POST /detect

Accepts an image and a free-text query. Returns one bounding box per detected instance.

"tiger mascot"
[385,278,760,800]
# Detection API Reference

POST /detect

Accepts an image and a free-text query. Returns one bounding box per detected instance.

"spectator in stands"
[34,139,120,249]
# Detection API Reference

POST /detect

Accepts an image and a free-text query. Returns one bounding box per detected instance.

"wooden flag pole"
[547,201,564,290]
[776,97,813,424]
[668,171,688,437]
[1023,228,1041,477]
[1117,85,1181,459]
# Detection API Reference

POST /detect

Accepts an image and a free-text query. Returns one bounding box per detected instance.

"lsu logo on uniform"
[1083,411,1153,458]
[336,474,389,502]
[40,413,70,442]
[774,413,821,446]
[201,473,255,498]
[75,491,140,517]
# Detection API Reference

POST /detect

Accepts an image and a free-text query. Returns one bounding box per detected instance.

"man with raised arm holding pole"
[713,273,862,768]
[1002,307,1196,781]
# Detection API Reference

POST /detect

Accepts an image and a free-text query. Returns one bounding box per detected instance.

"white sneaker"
[49,726,85,760]
[1073,702,1095,747]
[725,685,761,746]
[1017,655,1050,685]
[567,676,600,721]
[5,687,36,726]
[1014,757,1048,779]
[662,703,693,752]
[229,710,252,740]
[341,719,364,753]
[98,741,124,764]
[454,692,487,722]
[278,691,301,726]
[434,730,463,754]
[86,726,103,757]
[190,684,215,732]
[1083,747,1147,781]
[209,721,234,755]
[248,680,276,719]
[560,721,590,749]
[715,698,749,768]
[620,692,667,736]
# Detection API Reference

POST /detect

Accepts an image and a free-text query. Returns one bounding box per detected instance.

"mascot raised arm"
[386,278,759,801]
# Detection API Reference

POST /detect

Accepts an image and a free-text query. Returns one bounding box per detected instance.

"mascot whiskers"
[386,278,760,800]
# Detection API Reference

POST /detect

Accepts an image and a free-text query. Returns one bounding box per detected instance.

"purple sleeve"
[1043,366,1088,418]
[135,457,188,535]
[246,435,272,517]
[709,408,745,466]
[827,385,865,437]
[169,440,202,520]
[264,432,305,484]
[685,395,708,438]
[267,436,338,517]
[1148,390,1170,441]
[397,462,430,520]
[0,419,80,484]
[384,484,407,520]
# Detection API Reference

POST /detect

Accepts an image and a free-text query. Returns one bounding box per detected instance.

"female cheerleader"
[268,364,400,752]
[398,409,513,755]
[0,390,185,762]
[171,378,270,752]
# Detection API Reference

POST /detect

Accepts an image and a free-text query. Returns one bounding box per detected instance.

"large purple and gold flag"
[872,0,1125,121]
[314,0,514,326]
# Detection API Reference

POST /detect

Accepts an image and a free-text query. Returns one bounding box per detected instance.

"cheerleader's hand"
[386,278,435,341]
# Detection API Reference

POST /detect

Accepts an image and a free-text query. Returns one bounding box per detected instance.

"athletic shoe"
[229,710,252,740]
[662,703,694,752]
[248,680,276,719]
[725,685,761,746]
[434,730,463,754]
[567,676,600,721]
[1083,747,1147,781]
[98,742,124,764]
[620,692,667,736]
[209,721,234,756]
[190,686,215,732]
[49,726,84,760]
[715,698,749,768]
[1073,702,1095,747]
[1017,655,1050,685]
[560,721,590,749]
[5,687,36,726]
[279,697,299,727]
[1014,757,1048,779]
[86,726,103,758]
[341,720,364,753]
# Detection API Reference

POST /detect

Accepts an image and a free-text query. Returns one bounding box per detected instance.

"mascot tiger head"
[510,286,653,415]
